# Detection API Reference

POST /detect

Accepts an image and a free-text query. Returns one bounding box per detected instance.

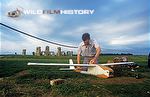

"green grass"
[0,55,150,97]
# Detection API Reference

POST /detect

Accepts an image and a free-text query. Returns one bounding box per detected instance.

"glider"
[27,59,134,78]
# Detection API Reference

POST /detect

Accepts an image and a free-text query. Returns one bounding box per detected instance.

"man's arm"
[77,43,82,64]
[77,52,81,64]
[90,46,101,64]
[95,46,101,59]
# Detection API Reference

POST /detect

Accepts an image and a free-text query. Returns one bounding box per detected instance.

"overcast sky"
[0,0,150,55]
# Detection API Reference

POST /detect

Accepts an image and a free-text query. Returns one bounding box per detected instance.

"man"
[77,33,101,70]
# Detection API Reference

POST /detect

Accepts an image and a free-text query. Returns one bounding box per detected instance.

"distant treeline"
[71,53,133,56]
[0,53,133,56]
[101,53,133,55]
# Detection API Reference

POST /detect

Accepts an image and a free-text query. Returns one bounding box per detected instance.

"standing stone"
[36,47,41,56]
[45,46,50,56]
[32,52,35,55]
[67,51,73,56]
[22,49,26,55]
[57,47,61,56]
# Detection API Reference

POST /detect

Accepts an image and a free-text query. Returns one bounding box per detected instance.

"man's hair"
[82,33,90,41]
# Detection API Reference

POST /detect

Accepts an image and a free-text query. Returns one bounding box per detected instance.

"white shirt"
[78,39,100,57]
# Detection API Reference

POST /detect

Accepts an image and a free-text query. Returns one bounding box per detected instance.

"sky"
[0,0,150,55]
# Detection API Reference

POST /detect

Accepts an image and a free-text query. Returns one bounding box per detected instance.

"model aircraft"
[27,59,135,78]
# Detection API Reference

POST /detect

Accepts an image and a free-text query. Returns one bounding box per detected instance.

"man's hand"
[90,57,97,64]
[89,45,101,64]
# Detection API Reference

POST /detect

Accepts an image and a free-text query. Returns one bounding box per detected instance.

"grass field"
[0,55,150,97]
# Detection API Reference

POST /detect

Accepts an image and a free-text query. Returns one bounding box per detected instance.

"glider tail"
[69,59,75,69]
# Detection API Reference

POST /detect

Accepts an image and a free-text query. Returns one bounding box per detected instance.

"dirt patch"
[90,77,145,85]
[15,70,29,77]
[34,79,49,84]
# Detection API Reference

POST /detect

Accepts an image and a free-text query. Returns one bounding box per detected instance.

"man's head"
[82,33,90,45]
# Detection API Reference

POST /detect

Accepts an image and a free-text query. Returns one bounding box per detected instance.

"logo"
[7,8,95,18]
[8,8,21,18]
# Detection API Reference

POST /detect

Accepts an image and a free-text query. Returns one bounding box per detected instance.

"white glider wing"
[27,59,95,67]
[27,59,96,70]
[27,63,96,67]
[27,59,134,71]
[27,61,134,67]
[100,62,134,66]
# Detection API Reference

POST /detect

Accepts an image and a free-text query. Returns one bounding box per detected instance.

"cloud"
[98,20,145,34]
[1,0,55,35]
[1,34,77,55]
[59,16,148,55]
[1,0,58,49]
[109,33,149,45]
[39,15,54,21]
[62,18,147,41]
[1,0,59,54]
[2,14,55,36]
[5,0,45,10]
[1,34,56,54]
